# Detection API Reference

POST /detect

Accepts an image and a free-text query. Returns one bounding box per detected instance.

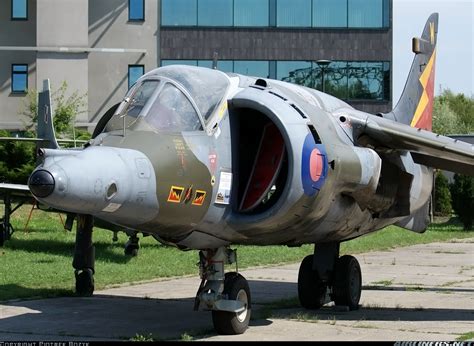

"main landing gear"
[194,247,251,335]
[298,243,362,311]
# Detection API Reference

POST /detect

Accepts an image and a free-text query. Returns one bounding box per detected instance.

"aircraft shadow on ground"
[4,238,133,264]
[1,280,472,340]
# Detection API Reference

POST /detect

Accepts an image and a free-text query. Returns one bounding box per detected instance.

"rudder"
[385,13,438,131]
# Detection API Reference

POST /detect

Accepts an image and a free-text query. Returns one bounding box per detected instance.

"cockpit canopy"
[105,65,230,134]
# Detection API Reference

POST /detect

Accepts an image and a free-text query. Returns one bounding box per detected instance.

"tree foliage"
[0,82,89,184]
[21,81,89,140]
[434,171,452,216]
[0,130,36,184]
[433,90,474,135]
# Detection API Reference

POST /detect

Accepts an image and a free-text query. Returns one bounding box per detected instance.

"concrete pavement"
[1,239,473,341]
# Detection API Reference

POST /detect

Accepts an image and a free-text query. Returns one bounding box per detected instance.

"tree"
[434,171,452,216]
[450,174,474,230]
[21,81,89,140]
[434,90,474,134]
[0,130,36,184]
[432,98,465,135]
[0,82,90,184]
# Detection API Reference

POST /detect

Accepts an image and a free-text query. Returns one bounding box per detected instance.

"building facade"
[0,0,392,131]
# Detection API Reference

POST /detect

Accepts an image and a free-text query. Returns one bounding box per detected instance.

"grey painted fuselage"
[29,65,445,250]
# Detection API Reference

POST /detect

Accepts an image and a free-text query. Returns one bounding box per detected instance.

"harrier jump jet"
[28,13,473,334]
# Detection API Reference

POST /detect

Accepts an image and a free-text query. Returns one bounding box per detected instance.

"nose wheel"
[212,273,251,335]
[195,247,251,335]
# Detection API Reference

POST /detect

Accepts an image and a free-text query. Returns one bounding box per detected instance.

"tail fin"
[385,13,438,131]
[37,79,59,149]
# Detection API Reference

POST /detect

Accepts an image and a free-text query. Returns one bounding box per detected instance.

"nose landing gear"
[194,247,251,335]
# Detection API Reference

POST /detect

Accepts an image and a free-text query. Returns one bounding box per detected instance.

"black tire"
[124,244,139,256]
[332,255,361,310]
[298,255,327,309]
[0,222,6,247]
[75,268,94,297]
[212,273,251,335]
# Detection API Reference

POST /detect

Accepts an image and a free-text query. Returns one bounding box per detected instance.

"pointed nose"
[28,169,55,198]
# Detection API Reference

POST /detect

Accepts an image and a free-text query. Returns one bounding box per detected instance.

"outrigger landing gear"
[194,247,251,335]
[72,214,95,297]
[298,243,361,311]
[124,232,140,256]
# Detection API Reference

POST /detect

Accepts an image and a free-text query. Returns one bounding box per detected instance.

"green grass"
[456,331,474,341]
[0,205,472,302]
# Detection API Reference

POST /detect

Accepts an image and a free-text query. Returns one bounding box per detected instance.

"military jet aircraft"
[27,13,473,335]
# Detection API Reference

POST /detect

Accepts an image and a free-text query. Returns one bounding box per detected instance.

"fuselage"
[29,66,433,249]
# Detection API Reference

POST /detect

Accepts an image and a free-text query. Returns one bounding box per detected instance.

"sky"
[392,0,473,103]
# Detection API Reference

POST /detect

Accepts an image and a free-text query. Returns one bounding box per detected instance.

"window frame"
[11,0,28,21]
[128,0,145,22]
[11,64,28,94]
[128,64,145,89]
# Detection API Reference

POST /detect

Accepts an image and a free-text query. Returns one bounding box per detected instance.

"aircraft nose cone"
[28,170,55,198]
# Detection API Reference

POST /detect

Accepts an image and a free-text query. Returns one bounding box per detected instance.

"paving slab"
[1,239,473,341]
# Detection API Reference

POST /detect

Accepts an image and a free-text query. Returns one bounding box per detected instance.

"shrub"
[434,171,452,216]
[450,174,474,230]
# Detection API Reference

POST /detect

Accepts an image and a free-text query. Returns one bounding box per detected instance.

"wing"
[0,183,31,198]
[348,114,474,176]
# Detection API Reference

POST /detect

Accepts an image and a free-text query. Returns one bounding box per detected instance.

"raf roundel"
[301,133,328,196]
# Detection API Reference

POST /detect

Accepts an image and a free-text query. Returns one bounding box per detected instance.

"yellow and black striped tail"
[385,13,438,131]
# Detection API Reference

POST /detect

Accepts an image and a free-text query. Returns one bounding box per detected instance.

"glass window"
[125,80,159,118]
[129,0,144,21]
[234,61,269,78]
[128,65,144,89]
[11,0,27,20]
[11,64,28,93]
[234,0,269,27]
[276,0,311,27]
[156,65,230,120]
[319,61,348,99]
[197,60,234,72]
[383,61,390,100]
[161,0,197,26]
[347,62,385,100]
[161,60,198,67]
[146,83,202,132]
[313,0,347,27]
[348,0,382,28]
[198,0,233,26]
[383,0,390,28]
[277,61,312,86]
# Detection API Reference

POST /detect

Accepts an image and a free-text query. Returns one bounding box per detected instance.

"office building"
[0,0,392,130]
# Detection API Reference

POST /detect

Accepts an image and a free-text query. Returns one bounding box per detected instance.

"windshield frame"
[111,76,206,134]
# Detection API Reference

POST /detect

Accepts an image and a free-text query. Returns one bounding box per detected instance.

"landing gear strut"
[298,243,361,311]
[72,214,95,297]
[194,247,251,335]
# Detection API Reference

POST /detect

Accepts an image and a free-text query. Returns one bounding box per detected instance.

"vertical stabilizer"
[385,13,438,131]
[37,79,59,149]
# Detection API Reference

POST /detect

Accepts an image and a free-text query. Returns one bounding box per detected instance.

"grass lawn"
[0,205,472,302]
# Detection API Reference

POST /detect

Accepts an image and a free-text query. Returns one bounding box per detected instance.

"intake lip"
[28,169,55,198]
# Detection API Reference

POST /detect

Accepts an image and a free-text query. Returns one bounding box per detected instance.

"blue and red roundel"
[301,134,328,196]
